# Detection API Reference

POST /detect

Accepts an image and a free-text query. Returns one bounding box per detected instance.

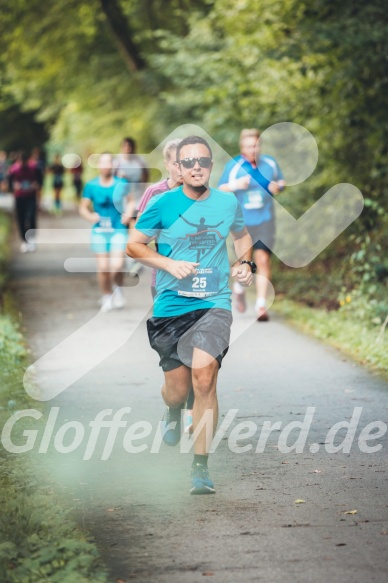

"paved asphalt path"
[8,206,388,583]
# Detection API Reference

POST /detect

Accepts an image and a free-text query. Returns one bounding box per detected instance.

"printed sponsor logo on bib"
[178,267,220,298]
[244,190,264,209]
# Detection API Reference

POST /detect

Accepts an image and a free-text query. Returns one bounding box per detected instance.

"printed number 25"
[193,277,206,289]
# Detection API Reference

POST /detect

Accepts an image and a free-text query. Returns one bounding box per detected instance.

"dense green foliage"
[0,461,108,583]
[0,351,108,583]
[0,0,387,328]
[0,215,109,583]
[0,213,11,294]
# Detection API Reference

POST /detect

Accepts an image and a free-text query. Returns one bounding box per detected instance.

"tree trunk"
[99,0,145,72]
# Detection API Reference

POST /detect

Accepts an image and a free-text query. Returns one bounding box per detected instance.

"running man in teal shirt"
[127,136,256,495]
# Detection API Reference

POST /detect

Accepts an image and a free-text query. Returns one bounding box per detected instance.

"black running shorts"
[147,308,233,372]
[247,221,275,254]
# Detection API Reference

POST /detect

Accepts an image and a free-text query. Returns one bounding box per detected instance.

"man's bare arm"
[231,227,253,265]
[220,176,281,195]
[230,228,254,286]
[218,176,251,192]
[79,197,99,224]
[126,229,199,280]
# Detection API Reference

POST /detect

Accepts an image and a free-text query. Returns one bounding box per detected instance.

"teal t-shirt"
[135,186,245,317]
[82,177,130,230]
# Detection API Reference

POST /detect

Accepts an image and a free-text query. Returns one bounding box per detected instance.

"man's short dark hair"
[176,136,213,162]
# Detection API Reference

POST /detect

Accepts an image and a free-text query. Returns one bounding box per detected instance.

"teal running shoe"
[190,464,215,495]
[161,406,182,446]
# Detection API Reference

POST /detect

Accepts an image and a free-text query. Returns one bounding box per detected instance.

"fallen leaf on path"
[202,572,215,576]
[281,461,289,464]
[341,476,362,479]
[343,509,358,515]
[380,531,388,535]
[106,507,122,512]
[294,499,305,504]
[335,543,347,546]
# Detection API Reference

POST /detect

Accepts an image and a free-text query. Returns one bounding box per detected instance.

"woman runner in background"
[79,152,135,312]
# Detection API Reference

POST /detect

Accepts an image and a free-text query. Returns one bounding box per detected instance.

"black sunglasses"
[178,157,212,169]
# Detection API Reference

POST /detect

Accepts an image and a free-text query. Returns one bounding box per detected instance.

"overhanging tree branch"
[99,0,145,72]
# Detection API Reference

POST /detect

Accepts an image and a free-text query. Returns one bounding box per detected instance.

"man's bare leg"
[160,365,192,446]
[110,251,126,308]
[191,348,219,455]
[253,248,270,299]
[96,254,112,295]
[254,248,271,320]
[110,251,125,288]
[190,348,219,494]
[162,365,191,408]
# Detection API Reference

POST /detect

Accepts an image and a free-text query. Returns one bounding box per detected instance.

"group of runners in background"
[1,147,84,252]
[0,136,148,254]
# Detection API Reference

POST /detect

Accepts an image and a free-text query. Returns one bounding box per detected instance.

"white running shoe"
[100,294,114,313]
[20,242,29,253]
[112,286,125,309]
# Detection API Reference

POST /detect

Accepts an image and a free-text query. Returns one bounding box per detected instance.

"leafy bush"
[0,296,109,582]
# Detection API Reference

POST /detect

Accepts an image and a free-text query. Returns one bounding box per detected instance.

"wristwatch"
[240,260,257,274]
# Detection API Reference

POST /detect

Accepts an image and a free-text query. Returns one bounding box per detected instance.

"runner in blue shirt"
[218,129,285,321]
[79,153,135,312]
[127,135,256,495]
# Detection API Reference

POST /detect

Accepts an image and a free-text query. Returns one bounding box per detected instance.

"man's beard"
[190,184,207,194]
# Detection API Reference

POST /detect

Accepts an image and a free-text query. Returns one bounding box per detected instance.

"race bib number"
[178,267,220,298]
[244,190,264,210]
[95,216,114,233]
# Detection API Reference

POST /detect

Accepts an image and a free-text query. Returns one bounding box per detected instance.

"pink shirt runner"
[136,178,170,288]
[136,178,170,213]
